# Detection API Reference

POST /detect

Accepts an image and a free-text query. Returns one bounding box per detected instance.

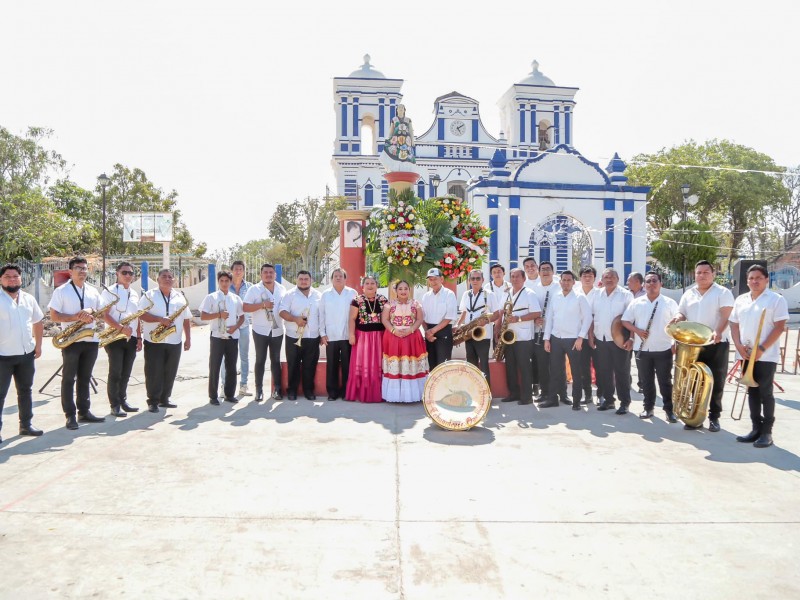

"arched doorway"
[527,214,593,273]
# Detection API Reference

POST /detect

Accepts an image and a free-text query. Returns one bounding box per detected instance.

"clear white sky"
[3,0,798,252]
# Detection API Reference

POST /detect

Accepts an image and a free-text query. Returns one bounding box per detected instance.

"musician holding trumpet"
[200,270,245,405]
[138,269,191,413]
[622,272,679,422]
[729,264,788,448]
[278,271,322,400]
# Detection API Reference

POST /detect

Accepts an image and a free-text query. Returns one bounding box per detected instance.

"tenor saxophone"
[98,295,155,348]
[53,286,120,349]
[150,291,190,343]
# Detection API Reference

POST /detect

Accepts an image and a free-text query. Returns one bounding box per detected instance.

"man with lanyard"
[456,270,499,384]
[576,266,598,404]
[0,263,44,442]
[421,268,458,371]
[48,256,105,430]
[591,268,634,415]
[542,270,592,410]
[278,271,322,400]
[243,263,286,401]
[201,270,245,405]
[531,261,560,406]
[101,262,141,417]
[138,269,192,413]
[221,260,253,398]
[500,268,541,405]
[669,260,734,433]
[729,264,788,448]
[622,272,679,422]
[319,268,357,400]
[522,257,542,397]
[486,263,510,306]
[627,271,646,394]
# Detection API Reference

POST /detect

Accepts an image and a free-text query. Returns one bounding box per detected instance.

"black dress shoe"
[684,423,702,430]
[754,433,773,448]
[538,399,559,408]
[501,397,519,403]
[532,384,541,397]
[327,396,337,401]
[110,406,127,417]
[572,403,581,411]
[597,401,615,411]
[708,419,721,433]
[148,404,159,413]
[736,429,761,443]
[615,405,629,415]
[305,395,317,400]
[272,390,283,401]
[518,399,533,405]
[120,402,139,413]
[19,425,44,436]
[158,402,177,408]
[224,397,239,403]
[665,412,679,424]
[255,390,264,402]
[287,393,297,400]
[210,398,221,406]
[639,409,654,419]
[560,397,571,405]
[78,411,106,423]
[66,417,79,430]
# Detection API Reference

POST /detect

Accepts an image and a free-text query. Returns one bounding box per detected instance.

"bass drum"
[423,360,492,431]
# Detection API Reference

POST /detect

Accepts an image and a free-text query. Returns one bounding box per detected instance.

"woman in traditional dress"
[345,275,388,403]
[381,280,429,402]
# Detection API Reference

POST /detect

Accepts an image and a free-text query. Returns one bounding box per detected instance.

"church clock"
[450,120,466,136]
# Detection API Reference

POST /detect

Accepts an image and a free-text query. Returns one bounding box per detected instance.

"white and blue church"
[331,56,649,280]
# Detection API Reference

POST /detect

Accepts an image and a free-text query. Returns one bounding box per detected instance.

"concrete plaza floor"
[1,325,798,599]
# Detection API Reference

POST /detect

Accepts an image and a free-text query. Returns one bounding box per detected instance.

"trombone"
[731,308,766,421]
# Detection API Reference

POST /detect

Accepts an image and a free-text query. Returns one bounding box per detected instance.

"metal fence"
[214,254,339,287]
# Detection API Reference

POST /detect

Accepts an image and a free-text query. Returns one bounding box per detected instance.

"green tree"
[0,126,65,200]
[49,179,100,252]
[650,220,719,285]
[626,140,787,265]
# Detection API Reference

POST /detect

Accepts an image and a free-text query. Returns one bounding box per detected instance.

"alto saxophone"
[493,298,516,361]
[98,295,155,348]
[150,291,190,343]
[53,286,120,349]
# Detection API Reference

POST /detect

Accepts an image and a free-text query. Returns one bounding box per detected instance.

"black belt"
[426,323,452,330]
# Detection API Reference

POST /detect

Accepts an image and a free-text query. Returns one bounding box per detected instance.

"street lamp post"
[98,173,111,285]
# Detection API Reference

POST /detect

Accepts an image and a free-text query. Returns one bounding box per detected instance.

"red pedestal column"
[384,170,419,192]
[335,209,371,293]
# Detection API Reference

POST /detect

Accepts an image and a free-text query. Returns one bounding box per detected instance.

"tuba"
[53,286,119,349]
[492,299,516,361]
[150,291,189,343]
[665,321,715,427]
[98,294,154,348]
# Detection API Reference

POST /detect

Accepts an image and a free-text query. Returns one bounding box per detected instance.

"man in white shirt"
[622,272,679,422]
[576,266,598,404]
[670,260,735,432]
[200,270,245,405]
[522,257,539,288]
[243,263,286,401]
[531,261,561,403]
[591,268,634,414]
[48,256,105,430]
[0,264,44,441]
[319,268,357,400]
[278,270,323,400]
[523,257,542,396]
[729,264,789,448]
[457,270,500,384]
[543,270,592,409]
[101,262,142,417]
[222,260,254,397]
[500,268,541,405]
[626,271,646,393]
[486,264,510,304]
[138,268,192,413]
[421,268,458,370]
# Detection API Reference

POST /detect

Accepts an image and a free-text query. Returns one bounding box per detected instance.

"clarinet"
[534,290,550,346]
[635,301,658,360]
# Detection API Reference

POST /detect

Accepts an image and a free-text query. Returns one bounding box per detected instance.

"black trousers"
[548,337,583,404]
[529,338,540,385]
[0,351,36,430]
[579,343,595,399]
[425,323,453,371]
[697,341,729,420]
[594,339,632,405]
[104,336,138,407]
[466,338,491,385]
[143,341,182,406]
[744,360,777,433]
[209,336,239,400]
[61,342,99,417]
[325,340,351,398]
[253,331,283,394]
[638,349,674,412]
[532,341,551,398]
[505,339,533,403]
[285,336,320,396]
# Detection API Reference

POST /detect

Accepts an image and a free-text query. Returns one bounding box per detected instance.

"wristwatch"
[758,344,766,352]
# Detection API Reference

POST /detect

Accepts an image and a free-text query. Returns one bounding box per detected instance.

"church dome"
[348,54,386,79]
[518,60,555,86]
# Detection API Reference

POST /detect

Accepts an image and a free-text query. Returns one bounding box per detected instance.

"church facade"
[331,56,649,280]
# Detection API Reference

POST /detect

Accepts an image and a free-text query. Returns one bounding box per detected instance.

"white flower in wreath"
[442,199,449,205]
[468,257,476,263]
[398,201,404,207]
[387,256,393,263]
[444,257,453,264]
[408,213,415,220]
[398,217,405,224]
[416,255,423,262]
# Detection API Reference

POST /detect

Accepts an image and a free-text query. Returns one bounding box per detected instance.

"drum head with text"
[423,361,492,431]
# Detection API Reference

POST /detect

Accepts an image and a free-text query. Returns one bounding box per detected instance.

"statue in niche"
[384,104,416,163]
[538,120,551,151]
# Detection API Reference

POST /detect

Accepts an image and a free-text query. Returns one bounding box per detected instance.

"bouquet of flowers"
[378,198,428,266]
[433,196,491,281]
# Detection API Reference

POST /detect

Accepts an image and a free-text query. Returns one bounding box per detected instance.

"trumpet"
[53,286,119,349]
[98,294,154,348]
[217,298,230,339]
[294,308,310,346]
[731,308,767,420]
[262,292,275,324]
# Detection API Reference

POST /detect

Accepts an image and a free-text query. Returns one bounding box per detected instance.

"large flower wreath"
[434,196,490,281]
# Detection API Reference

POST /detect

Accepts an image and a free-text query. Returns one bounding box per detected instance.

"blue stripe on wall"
[519,107,526,143]
[624,218,632,262]
[472,120,478,141]
[510,215,519,268]
[353,104,359,137]
[554,107,560,145]
[379,105,385,138]
[565,108,571,145]
[341,102,347,137]
[510,195,520,209]
[364,185,374,207]
[606,218,614,265]
[489,215,498,261]
[487,195,499,209]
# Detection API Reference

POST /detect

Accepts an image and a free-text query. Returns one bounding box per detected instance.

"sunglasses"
[119,270,134,276]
